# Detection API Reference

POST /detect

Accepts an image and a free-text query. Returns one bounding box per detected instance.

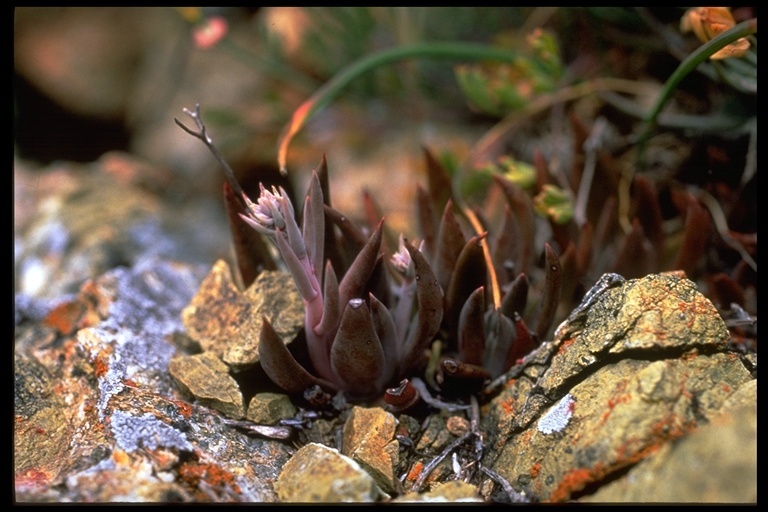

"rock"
[246,393,298,425]
[580,380,757,503]
[14,152,230,300]
[181,260,304,370]
[483,273,755,503]
[15,258,294,502]
[395,481,483,502]
[169,352,246,419]
[341,406,400,494]
[275,443,384,502]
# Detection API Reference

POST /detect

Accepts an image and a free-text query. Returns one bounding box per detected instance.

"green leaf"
[533,184,574,224]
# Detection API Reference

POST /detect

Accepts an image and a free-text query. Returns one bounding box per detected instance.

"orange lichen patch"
[676,299,718,330]
[614,413,695,467]
[122,378,139,388]
[112,448,131,466]
[549,463,607,502]
[530,462,542,479]
[172,400,194,419]
[556,337,576,356]
[405,461,424,483]
[43,299,93,335]
[179,462,242,494]
[648,415,692,442]
[15,468,50,491]
[500,396,517,415]
[600,392,632,425]
[91,355,110,378]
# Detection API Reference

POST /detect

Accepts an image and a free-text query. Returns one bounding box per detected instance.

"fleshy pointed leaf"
[223,182,276,288]
[369,293,399,383]
[458,286,486,366]
[274,227,318,303]
[339,219,384,308]
[324,203,369,257]
[423,146,453,216]
[534,243,562,340]
[258,316,336,394]
[483,308,516,378]
[400,239,443,372]
[303,171,325,282]
[501,272,529,320]
[494,175,536,276]
[415,184,437,262]
[315,260,340,342]
[330,299,386,400]
[502,312,538,374]
[445,232,488,343]
[383,379,420,412]
[434,199,467,292]
[493,204,520,286]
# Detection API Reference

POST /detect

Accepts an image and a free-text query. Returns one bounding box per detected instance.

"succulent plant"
[177,101,756,410]
[177,105,565,409]
[239,169,445,403]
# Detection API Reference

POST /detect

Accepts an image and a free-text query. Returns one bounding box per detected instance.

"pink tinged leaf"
[423,147,454,223]
[444,232,488,344]
[258,316,336,394]
[315,261,340,339]
[434,199,467,293]
[239,211,275,237]
[280,192,308,262]
[369,293,399,383]
[338,219,384,308]
[503,312,538,373]
[494,175,536,276]
[500,272,529,320]
[483,308,516,378]
[493,204,520,286]
[458,286,486,366]
[400,239,443,373]
[324,204,369,253]
[223,182,276,287]
[534,243,562,340]
[415,184,437,262]
[308,262,338,375]
[303,171,325,282]
[330,299,386,400]
[274,227,318,303]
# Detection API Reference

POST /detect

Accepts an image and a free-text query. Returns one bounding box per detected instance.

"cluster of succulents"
[178,102,756,410]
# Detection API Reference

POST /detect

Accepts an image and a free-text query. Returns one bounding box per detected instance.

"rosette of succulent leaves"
[242,157,560,409]
[178,106,580,411]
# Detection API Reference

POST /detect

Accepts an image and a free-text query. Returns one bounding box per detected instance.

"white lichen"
[537,393,575,435]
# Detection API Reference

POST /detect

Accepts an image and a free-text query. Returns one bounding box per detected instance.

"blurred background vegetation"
[14,7,757,347]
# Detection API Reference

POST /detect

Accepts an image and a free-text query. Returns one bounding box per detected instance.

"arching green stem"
[277,42,521,174]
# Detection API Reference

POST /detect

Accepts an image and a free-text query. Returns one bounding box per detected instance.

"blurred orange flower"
[680,7,751,59]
